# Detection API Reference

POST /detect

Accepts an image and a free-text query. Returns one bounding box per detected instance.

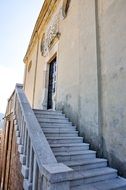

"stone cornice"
[23,0,59,63]
[23,0,71,64]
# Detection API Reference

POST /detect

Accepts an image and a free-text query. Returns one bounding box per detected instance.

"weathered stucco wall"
[24,0,63,109]
[24,0,126,177]
[57,0,100,151]
[97,0,126,176]
[24,42,38,106]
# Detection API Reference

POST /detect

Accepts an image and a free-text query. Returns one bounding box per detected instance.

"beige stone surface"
[57,0,99,150]
[23,0,126,177]
[24,42,38,106]
[97,0,126,175]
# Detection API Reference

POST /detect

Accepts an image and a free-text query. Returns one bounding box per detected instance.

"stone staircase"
[33,109,126,190]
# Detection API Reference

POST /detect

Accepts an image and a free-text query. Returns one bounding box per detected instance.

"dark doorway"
[47,58,57,109]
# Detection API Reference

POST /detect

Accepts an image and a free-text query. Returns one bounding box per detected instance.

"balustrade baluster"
[23,129,28,156]
[37,170,42,190]
[18,107,22,145]
[21,134,30,179]
[32,155,39,190]
[17,101,19,122]
[21,116,25,145]
[22,121,26,147]
[29,146,34,183]
[26,136,30,168]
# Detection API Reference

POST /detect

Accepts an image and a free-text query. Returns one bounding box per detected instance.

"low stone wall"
[0,116,23,190]
[0,129,3,183]
[7,129,23,190]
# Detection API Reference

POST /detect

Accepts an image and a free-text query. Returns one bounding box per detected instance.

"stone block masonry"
[0,115,23,190]
[0,129,3,182]
[7,130,23,190]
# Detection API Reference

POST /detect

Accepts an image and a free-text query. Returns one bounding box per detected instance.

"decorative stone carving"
[40,0,71,57]
[40,14,61,56]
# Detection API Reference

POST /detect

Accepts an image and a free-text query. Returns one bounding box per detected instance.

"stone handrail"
[12,84,72,190]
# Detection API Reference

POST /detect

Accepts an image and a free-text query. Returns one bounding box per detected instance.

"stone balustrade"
[12,84,73,190]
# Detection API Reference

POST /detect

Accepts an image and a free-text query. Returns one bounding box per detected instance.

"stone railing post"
[42,163,73,190]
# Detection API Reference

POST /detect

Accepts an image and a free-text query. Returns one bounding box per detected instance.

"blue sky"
[0,0,44,113]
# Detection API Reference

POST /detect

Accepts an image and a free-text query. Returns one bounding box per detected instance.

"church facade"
[23,0,126,176]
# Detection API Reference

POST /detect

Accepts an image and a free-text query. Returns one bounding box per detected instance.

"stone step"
[55,150,96,162]
[71,177,126,190]
[40,123,75,128]
[33,109,126,190]
[41,127,76,133]
[64,158,107,171]
[35,113,66,119]
[38,119,71,124]
[42,127,77,133]
[43,128,77,133]
[45,131,78,137]
[37,117,69,122]
[70,167,117,187]
[47,136,83,144]
[33,109,62,115]
[51,143,89,152]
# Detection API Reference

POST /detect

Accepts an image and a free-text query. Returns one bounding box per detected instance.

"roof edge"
[23,0,56,63]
